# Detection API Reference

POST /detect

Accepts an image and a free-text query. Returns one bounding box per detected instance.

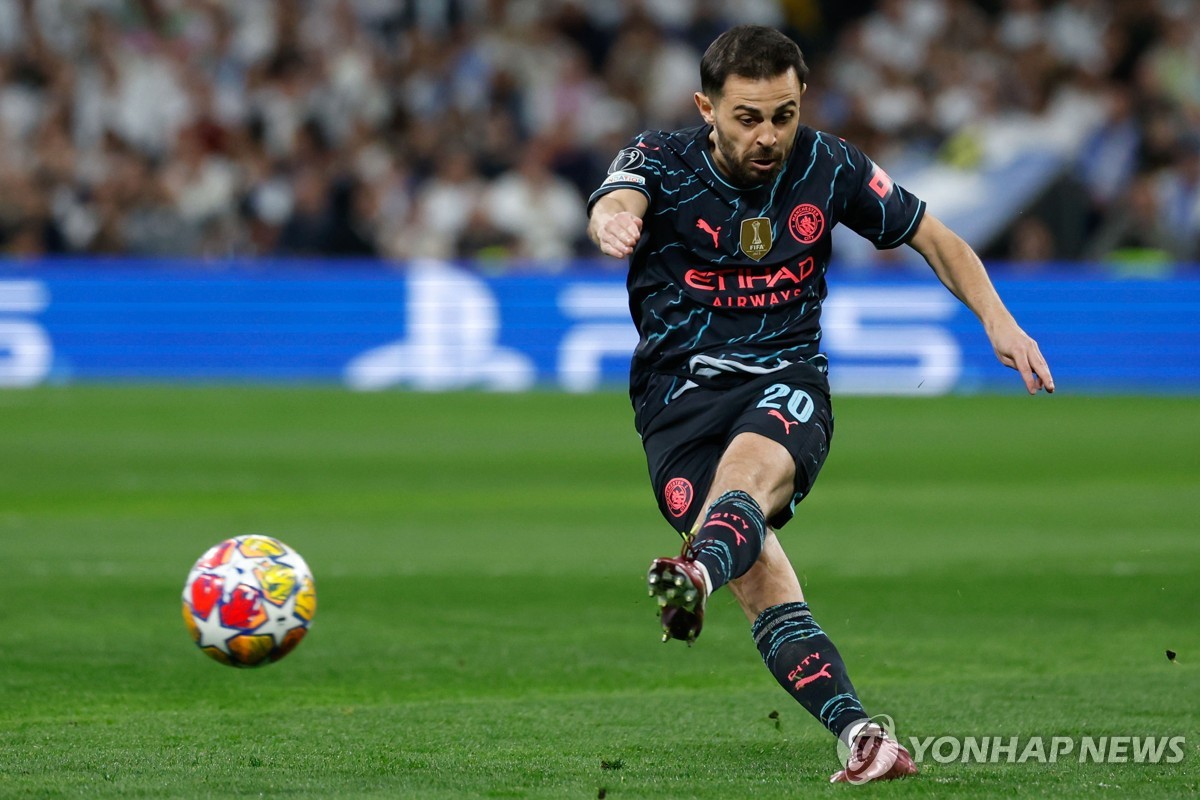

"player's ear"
[694,91,715,124]
[800,82,808,97]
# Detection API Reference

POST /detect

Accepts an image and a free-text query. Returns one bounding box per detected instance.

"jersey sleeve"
[838,142,926,250]
[587,132,666,214]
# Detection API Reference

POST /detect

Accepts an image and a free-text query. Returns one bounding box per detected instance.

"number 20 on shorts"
[757,383,815,423]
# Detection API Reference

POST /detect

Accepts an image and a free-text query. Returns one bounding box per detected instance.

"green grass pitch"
[0,387,1196,798]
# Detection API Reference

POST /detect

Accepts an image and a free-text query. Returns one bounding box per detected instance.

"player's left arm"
[909,213,1055,395]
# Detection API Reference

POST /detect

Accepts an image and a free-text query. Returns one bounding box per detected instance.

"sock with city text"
[687,490,766,592]
[752,601,869,741]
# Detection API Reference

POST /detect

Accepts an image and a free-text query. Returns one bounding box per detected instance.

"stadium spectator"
[479,139,587,264]
[1007,216,1059,265]
[401,146,486,260]
[1154,136,1200,258]
[1085,171,1194,264]
[1075,85,1142,219]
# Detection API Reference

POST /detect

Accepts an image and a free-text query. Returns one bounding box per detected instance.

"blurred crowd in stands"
[0,0,1196,266]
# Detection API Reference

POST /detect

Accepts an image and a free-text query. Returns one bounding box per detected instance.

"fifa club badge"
[740,217,772,261]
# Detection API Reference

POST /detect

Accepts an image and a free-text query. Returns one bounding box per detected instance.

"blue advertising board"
[0,260,1197,394]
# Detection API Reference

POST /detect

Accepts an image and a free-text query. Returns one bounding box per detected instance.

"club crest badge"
[788,204,825,244]
[740,217,773,261]
[664,477,693,519]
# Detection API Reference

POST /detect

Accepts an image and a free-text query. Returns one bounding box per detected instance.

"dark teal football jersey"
[589,124,926,398]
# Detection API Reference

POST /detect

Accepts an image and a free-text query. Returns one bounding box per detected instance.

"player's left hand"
[989,322,1055,394]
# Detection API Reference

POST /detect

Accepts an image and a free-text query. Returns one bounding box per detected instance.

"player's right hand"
[594,211,643,259]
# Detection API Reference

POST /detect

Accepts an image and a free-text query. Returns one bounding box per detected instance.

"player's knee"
[719,433,794,487]
[712,463,794,519]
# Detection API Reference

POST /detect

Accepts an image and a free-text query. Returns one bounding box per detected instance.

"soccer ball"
[181,535,317,667]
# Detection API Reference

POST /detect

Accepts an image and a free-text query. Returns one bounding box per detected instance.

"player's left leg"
[731,528,917,783]
[731,531,870,743]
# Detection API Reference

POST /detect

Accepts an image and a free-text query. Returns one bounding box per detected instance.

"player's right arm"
[587,189,649,259]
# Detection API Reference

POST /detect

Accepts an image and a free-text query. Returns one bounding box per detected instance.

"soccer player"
[586,25,1054,784]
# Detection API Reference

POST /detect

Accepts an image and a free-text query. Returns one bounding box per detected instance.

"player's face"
[696,70,805,187]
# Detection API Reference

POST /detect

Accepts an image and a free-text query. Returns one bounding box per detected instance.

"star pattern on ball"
[183,535,316,666]
[191,593,244,654]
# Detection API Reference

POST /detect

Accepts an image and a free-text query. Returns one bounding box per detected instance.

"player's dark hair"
[700,25,809,97]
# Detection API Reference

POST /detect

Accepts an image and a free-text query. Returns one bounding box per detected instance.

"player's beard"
[712,126,788,187]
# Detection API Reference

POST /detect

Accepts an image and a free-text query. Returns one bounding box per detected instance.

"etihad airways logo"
[683,258,815,308]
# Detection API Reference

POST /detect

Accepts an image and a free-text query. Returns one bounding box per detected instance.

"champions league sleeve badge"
[608,147,646,174]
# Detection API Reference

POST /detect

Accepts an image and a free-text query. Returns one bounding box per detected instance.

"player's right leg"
[640,363,825,645]
[647,554,709,644]
[648,431,792,644]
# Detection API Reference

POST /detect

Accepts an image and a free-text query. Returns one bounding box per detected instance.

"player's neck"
[705,129,734,182]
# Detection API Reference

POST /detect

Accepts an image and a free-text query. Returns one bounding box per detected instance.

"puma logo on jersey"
[768,409,799,434]
[696,218,721,249]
